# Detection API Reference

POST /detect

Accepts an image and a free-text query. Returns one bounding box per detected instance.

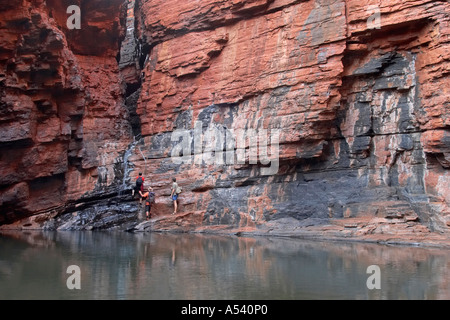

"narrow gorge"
[1,0,449,245]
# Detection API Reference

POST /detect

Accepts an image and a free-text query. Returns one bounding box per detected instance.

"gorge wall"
[0,0,136,228]
[1,0,449,241]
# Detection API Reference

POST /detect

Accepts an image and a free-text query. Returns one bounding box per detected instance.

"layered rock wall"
[128,0,449,234]
[0,0,133,225]
[1,0,449,239]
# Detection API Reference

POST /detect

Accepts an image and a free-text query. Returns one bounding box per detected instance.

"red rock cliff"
[0,0,133,224]
[130,0,450,236]
[1,0,449,241]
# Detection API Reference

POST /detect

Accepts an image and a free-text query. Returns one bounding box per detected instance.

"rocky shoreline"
[2,204,450,250]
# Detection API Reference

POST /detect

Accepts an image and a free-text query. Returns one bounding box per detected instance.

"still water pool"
[0,231,449,299]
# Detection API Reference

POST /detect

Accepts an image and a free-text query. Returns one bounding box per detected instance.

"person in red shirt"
[132,172,145,202]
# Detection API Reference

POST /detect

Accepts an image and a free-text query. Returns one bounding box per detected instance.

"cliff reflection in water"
[0,231,449,299]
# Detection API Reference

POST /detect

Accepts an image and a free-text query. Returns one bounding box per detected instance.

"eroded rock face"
[0,0,133,225]
[1,0,449,237]
[128,0,449,233]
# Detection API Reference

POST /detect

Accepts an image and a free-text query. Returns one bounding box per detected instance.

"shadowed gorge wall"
[0,0,133,224]
[0,0,449,238]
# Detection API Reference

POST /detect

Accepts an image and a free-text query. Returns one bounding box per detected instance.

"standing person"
[170,177,181,215]
[140,187,155,220]
[133,172,145,202]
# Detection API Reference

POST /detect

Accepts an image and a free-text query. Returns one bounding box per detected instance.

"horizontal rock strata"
[0,0,449,243]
